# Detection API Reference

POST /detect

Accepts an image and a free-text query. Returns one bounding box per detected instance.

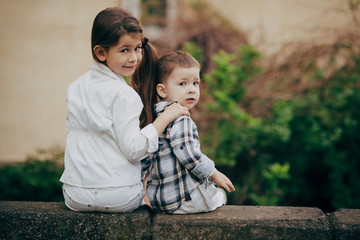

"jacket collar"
[92,62,127,84]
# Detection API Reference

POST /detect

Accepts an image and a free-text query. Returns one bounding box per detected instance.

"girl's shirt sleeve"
[111,89,158,163]
[168,116,215,179]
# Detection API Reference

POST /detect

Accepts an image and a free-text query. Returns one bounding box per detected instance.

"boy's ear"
[93,45,106,62]
[156,84,167,99]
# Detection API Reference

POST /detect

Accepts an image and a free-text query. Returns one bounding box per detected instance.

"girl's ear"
[156,84,167,99]
[93,45,107,62]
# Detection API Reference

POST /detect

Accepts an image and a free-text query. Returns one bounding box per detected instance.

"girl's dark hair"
[91,7,158,128]
[132,43,158,128]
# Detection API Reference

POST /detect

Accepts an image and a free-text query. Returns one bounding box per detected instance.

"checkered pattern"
[141,102,215,213]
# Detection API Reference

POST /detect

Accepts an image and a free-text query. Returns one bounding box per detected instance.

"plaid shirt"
[141,101,215,213]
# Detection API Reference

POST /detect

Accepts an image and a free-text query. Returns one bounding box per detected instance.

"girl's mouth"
[124,66,135,69]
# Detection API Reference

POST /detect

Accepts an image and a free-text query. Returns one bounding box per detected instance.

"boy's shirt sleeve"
[168,116,215,179]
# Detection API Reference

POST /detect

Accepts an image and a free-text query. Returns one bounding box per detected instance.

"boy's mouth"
[186,98,196,102]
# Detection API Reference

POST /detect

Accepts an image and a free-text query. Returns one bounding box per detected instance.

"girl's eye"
[135,46,141,51]
[179,82,186,86]
[120,49,128,53]
[194,81,199,85]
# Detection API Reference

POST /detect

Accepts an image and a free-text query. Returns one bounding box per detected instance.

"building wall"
[0,0,352,162]
[0,0,120,162]
[205,0,351,54]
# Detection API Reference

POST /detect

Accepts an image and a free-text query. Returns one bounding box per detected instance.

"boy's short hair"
[157,51,200,84]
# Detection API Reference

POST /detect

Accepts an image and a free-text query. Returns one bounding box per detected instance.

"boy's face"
[157,66,200,110]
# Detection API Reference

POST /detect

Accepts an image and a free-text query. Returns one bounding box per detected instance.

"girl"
[60,7,189,213]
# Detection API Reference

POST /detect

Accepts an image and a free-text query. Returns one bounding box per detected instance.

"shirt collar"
[154,101,176,116]
[92,62,127,84]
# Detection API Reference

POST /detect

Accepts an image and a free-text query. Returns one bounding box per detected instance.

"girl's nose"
[128,51,138,62]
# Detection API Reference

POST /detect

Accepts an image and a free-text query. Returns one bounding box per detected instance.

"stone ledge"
[0,201,151,239]
[153,206,331,240]
[0,201,359,240]
[330,209,360,240]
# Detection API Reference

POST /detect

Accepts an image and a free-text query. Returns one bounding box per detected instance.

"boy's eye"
[179,82,186,86]
[120,49,128,53]
[194,81,199,85]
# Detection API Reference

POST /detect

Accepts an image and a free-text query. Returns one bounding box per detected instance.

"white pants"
[173,183,227,214]
[62,183,145,213]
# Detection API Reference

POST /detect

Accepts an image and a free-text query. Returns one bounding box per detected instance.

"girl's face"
[104,34,143,76]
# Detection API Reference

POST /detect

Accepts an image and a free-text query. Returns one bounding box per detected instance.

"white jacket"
[60,62,158,188]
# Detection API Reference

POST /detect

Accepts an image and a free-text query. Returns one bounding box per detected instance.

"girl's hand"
[152,102,189,136]
[210,169,236,192]
[163,102,190,122]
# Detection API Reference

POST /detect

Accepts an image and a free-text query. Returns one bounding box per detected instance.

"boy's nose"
[188,87,196,93]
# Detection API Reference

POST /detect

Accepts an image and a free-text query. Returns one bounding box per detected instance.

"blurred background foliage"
[0,0,359,212]
[195,36,360,212]
[0,147,64,202]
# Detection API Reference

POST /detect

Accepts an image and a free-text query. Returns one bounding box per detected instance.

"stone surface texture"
[330,208,360,240]
[0,201,359,240]
[0,201,151,240]
[152,205,332,240]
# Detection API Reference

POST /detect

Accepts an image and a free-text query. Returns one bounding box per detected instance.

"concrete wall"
[1,201,359,239]
[0,0,353,162]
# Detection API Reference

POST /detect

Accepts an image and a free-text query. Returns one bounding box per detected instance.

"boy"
[141,51,235,214]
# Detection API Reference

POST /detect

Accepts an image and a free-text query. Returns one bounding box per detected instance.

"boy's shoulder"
[155,101,197,128]
[173,114,194,124]
[168,115,197,135]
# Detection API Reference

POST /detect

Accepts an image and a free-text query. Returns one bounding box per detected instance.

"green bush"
[192,39,360,212]
[0,147,64,202]
[199,46,292,207]
[279,55,360,211]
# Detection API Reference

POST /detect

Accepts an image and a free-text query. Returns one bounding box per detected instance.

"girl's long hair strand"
[131,42,158,128]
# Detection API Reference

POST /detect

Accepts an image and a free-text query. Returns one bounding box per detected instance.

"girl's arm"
[111,89,189,163]
[112,95,187,162]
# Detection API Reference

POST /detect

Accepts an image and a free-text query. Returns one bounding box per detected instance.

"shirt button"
[180,146,184,150]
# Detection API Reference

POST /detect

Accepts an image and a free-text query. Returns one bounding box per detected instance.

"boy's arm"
[169,117,235,192]
[210,168,236,192]
[169,117,215,179]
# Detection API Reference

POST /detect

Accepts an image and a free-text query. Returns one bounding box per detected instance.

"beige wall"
[0,0,120,162]
[205,0,351,54]
[0,0,352,162]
